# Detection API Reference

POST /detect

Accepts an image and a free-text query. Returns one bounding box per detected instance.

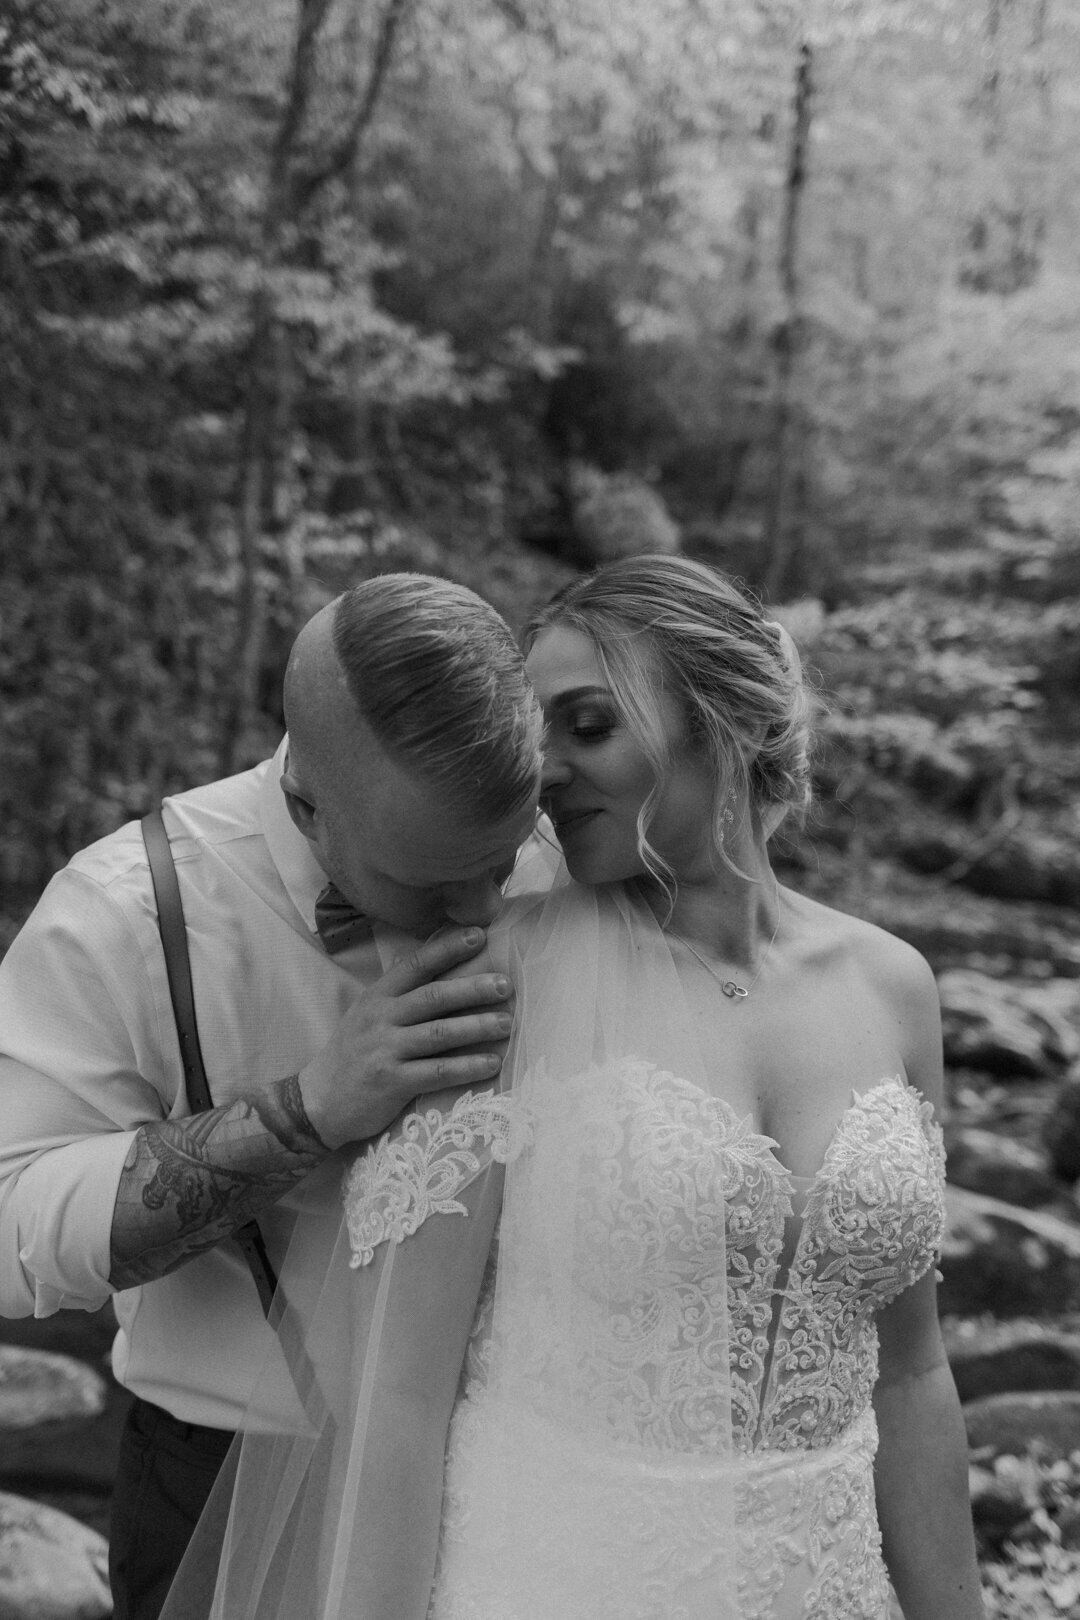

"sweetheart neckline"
[676,1071,927,1189]
[553,1063,932,1193]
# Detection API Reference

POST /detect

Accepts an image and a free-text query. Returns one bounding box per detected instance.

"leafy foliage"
[978,1450,1080,1617]
[1,0,1079,942]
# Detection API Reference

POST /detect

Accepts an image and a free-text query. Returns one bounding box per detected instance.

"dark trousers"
[109,1396,235,1620]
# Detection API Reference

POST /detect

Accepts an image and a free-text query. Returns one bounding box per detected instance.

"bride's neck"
[640,839,779,970]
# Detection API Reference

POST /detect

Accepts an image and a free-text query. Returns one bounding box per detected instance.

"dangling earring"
[717,793,735,849]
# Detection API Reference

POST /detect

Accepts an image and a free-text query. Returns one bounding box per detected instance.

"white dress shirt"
[0,739,546,1427]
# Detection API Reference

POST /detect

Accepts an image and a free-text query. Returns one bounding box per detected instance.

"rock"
[943,1316,1080,1401]
[937,968,1078,1078]
[961,832,1080,909]
[1059,1502,1080,1551]
[944,1123,1058,1207]
[1,1400,129,1511]
[939,1185,1080,1316]
[968,1460,1032,1546]
[1022,979,1080,1042]
[0,1350,107,1432]
[0,1309,129,1546]
[0,1492,110,1618]
[963,1390,1080,1459]
[1043,1071,1080,1181]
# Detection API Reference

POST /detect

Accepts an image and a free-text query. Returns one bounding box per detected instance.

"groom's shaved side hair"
[331,573,542,821]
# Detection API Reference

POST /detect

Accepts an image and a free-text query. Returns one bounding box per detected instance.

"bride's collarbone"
[673,906,914,1175]
[688,990,907,1165]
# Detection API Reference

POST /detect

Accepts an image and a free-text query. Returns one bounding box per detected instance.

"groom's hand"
[299,927,514,1148]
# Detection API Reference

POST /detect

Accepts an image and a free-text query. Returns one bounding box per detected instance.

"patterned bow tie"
[314,883,373,955]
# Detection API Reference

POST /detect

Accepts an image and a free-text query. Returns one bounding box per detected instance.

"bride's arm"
[873,1273,983,1620]
[873,946,983,1620]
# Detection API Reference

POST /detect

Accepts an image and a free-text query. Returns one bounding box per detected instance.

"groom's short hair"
[332,574,542,821]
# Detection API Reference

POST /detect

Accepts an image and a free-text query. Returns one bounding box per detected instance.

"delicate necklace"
[669,890,783,1000]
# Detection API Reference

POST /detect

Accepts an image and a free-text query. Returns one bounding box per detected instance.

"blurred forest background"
[2,0,1079,954]
[3,2,1080,1613]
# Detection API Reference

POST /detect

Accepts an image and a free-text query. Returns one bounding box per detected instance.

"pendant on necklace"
[669,888,784,1002]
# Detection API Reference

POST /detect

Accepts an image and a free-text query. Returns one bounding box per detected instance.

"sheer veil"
[161,865,739,1620]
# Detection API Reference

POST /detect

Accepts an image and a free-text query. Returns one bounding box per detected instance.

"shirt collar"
[259,735,328,936]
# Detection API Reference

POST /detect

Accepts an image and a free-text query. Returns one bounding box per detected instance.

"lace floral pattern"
[472,1065,944,1458]
[755,1080,946,1451]
[468,1060,747,1450]
[569,1062,794,1453]
[343,1089,532,1267]
[733,1411,892,1619]
[432,1394,893,1620]
[428,1064,943,1618]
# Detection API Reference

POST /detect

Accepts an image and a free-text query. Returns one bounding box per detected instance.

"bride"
[164,556,982,1620]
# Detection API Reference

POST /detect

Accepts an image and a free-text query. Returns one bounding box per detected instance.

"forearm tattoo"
[109,1076,329,1289]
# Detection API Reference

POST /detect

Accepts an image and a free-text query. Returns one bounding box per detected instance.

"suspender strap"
[141,808,211,1112]
[140,807,279,1319]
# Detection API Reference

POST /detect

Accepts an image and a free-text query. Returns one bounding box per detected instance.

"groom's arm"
[110,931,515,1288]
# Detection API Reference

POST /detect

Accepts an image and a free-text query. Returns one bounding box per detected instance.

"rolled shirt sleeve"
[3,1135,138,1313]
[0,861,176,1316]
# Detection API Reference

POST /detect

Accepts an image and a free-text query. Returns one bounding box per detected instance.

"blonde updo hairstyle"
[525,554,816,887]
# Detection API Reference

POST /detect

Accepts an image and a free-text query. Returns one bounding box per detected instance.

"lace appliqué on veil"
[344,1089,532,1268]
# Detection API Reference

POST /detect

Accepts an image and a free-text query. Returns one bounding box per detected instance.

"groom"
[0,574,546,1619]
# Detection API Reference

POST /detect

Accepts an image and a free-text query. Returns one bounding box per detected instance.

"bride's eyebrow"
[547,685,613,710]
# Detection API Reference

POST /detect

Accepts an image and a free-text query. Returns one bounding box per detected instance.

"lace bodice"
[723,1071,946,1451]
[495,1064,942,1455]
[344,1061,944,1618]
[345,1066,945,1457]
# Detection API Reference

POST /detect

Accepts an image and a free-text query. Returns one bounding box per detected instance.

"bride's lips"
[551,808,601,838]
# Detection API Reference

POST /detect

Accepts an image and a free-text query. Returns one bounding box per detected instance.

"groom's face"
[284,734,536,935]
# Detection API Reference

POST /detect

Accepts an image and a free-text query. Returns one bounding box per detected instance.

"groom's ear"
[280,770,318,841]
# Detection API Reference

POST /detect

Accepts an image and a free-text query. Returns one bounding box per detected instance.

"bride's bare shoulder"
[788,888,936,1000]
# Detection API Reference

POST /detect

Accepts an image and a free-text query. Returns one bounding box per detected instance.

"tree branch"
[763,40,813,603]
[290,0,412,217]
[264,0,338,241]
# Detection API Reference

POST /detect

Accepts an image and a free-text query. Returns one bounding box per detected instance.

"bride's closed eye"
[566,705,619,742]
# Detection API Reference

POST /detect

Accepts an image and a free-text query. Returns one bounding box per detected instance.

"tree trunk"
[217,0,330,775]
[217,0,412,776]
[961,0,1051,296]
[1025,0,1053,249]
[982,0,1005,156]
[762,41,812,604]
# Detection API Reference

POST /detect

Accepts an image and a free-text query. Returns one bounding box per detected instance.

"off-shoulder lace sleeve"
[344,1088,532,1267]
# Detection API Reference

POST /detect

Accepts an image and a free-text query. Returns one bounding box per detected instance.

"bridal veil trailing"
[163,863,944,1619]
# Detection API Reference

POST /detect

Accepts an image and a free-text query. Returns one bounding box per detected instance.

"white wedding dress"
[353,1066,944,1620]
[171,877,946,1620]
